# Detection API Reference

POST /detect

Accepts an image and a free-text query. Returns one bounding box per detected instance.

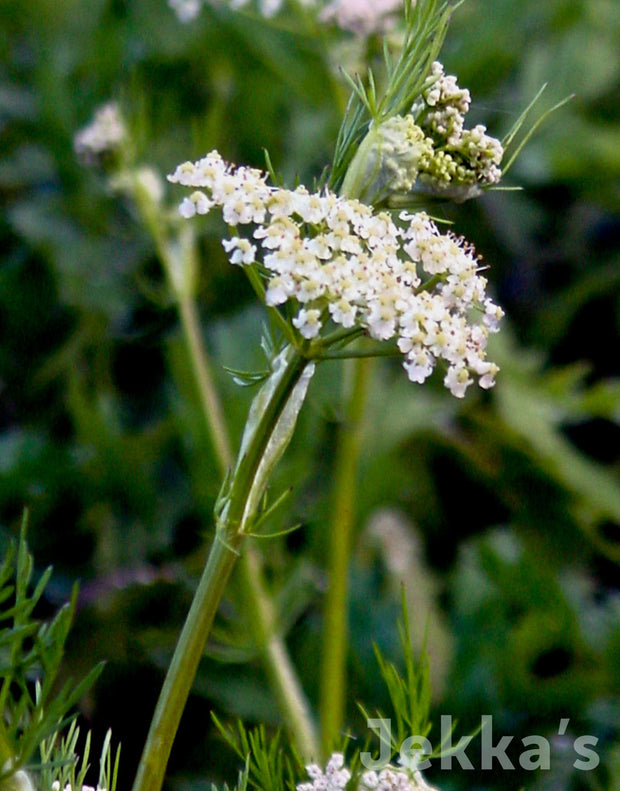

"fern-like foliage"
[0,515,105,789]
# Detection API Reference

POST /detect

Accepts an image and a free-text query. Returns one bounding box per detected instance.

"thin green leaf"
[224,366,271,388]
[502,90,575,175]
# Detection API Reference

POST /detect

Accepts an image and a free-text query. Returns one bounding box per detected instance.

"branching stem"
[319,357,373,755]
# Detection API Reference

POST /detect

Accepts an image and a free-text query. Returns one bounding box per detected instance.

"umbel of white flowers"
[168,149,503,398]
[168,0,402,33]
[296,753,439,791]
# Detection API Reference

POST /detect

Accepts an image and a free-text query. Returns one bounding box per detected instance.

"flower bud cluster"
[413,62,503,192]
[351,117,435,202]
[345,61,503,206]
[416,61,471,146]
[169,150,503,397]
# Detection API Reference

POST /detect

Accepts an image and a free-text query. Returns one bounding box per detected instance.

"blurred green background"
[1,0,619,789]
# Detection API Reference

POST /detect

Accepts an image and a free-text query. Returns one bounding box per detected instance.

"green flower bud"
[340,116,434,203]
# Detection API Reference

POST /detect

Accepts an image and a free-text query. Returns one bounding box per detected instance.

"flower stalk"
[127,175,320,789]
[132,342,314,791]
[176,284,319,761]
[131,520,242,791]
[319,356,373,755]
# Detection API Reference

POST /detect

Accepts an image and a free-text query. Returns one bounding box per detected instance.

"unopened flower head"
[413,61,503,195]
[345,61,504,205]
[414,61,471,146]
[169,150,503,397]
[74,103,126,164]
[344,116,435,203]
[297,753,351,791]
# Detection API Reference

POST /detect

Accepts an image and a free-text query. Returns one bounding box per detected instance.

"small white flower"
[292,187,328,224]
[329,298,357,328]
[367,295,398,341]
[178,190,213,218]
[404,349,434,384]
[482,297,504,332]
[293,308,322,339]
[222,237,256,265]
[359,764,438,791]
[74,103,126,162]
[169,0,202,21]
[265,274,294,305]
[444,364,473,398]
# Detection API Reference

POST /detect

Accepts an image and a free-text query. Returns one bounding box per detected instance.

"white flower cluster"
[169,0,311,22]
[51,783,106,791]
[297,753,351,791]
[295,756,439,791]
[74,103,126,163]
[417,61,472,147]
[413,62,503,191]
[168,150,503,397]
[168,0,399,32]
[360,766,437,791]
[320,0,403,35]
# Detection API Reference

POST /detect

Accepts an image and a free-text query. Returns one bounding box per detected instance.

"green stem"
[177,289,319,761]
[319,357,373,756]
[133,179,319,763]
[239,547,318,760]
[245,264,299,348]
[178,293,234,470]
[131,344,312,791]
[131,530,241,791]
[225,345,310,531]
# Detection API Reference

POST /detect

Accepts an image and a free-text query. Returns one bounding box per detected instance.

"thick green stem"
[131,531,241,791]
[177,291,318,760]
[133,178,318,767]
[319,357,373,756]
[131,344,312,791]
